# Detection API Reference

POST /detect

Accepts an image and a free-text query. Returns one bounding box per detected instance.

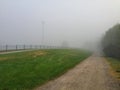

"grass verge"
[0,49,91,90]
[107,57,120,80]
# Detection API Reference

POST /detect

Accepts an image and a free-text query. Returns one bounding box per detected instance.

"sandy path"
[35,55,120,90]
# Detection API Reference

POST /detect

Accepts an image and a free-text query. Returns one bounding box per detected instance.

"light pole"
[42,21,45,46]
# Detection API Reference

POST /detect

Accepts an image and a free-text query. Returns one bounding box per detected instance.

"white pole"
[42,21,45,46]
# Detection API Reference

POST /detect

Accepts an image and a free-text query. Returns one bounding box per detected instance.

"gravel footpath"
[35,55,120,90]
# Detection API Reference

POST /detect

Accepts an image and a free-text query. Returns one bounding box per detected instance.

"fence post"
[30,45,32,49]
[23,45,25,50]
[16,45,18,50]
[6,45,8,51]
[39,45,41,49]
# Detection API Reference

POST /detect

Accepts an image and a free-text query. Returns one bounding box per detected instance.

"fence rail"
[0,45,62,52]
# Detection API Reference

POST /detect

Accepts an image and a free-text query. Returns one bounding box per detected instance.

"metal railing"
[0,45,61,52]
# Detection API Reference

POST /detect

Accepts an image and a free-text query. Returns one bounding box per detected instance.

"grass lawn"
[107,58,120,79]
[0,49,91,90]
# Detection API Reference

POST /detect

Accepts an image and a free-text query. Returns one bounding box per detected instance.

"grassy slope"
[107,58,120,79]
[0,49,91,90]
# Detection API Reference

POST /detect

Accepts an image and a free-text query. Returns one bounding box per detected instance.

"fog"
[0,0,120,48]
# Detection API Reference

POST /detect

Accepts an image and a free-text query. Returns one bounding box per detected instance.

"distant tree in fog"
[61,41,69,48]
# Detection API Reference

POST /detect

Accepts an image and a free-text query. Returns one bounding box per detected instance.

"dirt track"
[35,55,120,90]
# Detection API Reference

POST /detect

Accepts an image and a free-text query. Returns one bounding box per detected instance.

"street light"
[42,21,45,46]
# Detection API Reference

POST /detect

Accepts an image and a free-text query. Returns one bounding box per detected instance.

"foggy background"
[0,0,120,48]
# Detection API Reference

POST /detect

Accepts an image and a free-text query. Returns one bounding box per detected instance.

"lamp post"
[42,21,45,47]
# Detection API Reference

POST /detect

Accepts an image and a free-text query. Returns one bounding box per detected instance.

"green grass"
[107,58,120,79]
[0,49,91,90]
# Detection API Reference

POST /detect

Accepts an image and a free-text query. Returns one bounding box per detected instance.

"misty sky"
[0,0,120,47]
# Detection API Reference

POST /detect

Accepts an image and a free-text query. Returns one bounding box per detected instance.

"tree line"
[102,23,120,59]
